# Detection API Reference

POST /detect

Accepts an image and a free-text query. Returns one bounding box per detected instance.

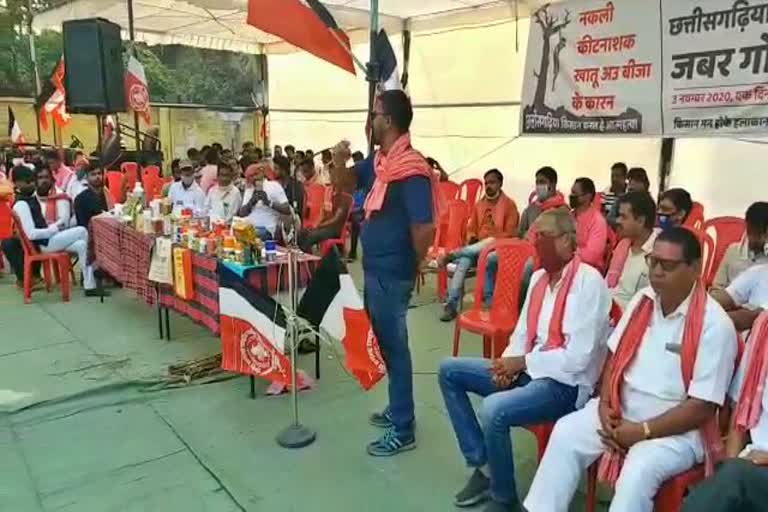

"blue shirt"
[357,154,434,280]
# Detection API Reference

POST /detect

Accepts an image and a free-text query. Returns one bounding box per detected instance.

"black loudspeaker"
[63,18,126,114]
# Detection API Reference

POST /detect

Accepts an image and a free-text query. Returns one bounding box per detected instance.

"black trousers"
[298,226,340,254]
[1,238,25,281]
[683,458,768,512]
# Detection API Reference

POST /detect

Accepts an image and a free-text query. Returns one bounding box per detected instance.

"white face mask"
[181,176,195,187]
[536,184,551,201]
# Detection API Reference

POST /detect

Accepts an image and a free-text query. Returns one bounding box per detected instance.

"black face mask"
[569,194,581,209]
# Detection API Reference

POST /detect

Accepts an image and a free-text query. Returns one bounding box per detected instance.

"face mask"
[568,194,581,210]
[657,214,674,231]
[181,176,194,187]
[536,185,551,202]
[485,188,500,200]
[535,236,566,274]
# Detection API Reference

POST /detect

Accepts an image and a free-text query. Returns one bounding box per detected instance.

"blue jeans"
[446,239,494,309]
[482,256,534,312]
[438,357,578,504]
[364,273,415,437]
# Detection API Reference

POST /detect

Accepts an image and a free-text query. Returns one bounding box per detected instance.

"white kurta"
[524,287,738,512]
[726,263,768,309]
[503,260,612,406]
[205,185,242,223]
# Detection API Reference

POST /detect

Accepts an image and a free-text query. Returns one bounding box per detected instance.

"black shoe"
[440,304,458,322]
[454,469,490,507]
[481,500,522,512]
[85,288,111,298]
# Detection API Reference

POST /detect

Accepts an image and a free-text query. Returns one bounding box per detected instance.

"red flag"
[247,0,355,75]
[125,56,151,125]
[342,308,386,390]
[39,58,71,131]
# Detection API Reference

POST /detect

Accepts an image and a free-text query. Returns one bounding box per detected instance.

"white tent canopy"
[32,0,533,53]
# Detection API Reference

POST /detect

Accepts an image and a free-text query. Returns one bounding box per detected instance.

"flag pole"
[127,0,141,151]
[276,245,317,449]
[26,0,42,146]
[366,0,380,155]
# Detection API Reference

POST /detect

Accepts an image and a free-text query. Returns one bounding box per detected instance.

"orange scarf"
[40,192,71,225]
[364,132,444,220]
[525,257,582,352]
[54,165,75,190]
[536,191,566,211]
[598,283,723,485]
[734,311,768,433]
[606,238,632,288]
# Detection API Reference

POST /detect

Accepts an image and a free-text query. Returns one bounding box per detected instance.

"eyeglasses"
[645,254,686,272]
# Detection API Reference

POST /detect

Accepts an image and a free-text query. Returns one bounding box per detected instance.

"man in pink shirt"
[199,147,219,193]
[569,177,608,271]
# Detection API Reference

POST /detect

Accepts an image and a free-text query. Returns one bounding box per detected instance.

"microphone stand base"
[276,424,316,449]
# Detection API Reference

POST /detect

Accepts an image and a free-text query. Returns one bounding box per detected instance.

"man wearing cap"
[168,159,205,216]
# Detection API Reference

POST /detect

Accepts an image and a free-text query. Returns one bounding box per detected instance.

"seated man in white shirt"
[11,166,107,297]
[606,191,658,311]
[239,162,291,240]
[525,227,738,512]
[168,160,206,216]
[36,166,74,227]
[711,201,768,290]
[682,311,768,512]
[711,262,768,332]
[438,209,611,512]
[205,160,242,223]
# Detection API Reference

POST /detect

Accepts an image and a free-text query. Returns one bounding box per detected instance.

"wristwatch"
[642,421,652,440]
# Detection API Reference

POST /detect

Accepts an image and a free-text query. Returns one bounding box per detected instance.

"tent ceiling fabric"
[32,0,536,53]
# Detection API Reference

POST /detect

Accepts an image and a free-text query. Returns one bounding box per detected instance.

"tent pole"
[401,20,411,89]
[658,137,675,195]
[26,0,42,146]
[366,0,380,155]
[127,0,141,151]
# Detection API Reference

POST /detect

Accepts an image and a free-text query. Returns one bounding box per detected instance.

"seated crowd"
[3,137,768,512]
[429,161,768,512]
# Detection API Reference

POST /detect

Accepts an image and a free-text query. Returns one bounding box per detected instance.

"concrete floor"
[0,265,607,511]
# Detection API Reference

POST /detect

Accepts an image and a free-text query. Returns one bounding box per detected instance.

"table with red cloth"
[91,216,320,335]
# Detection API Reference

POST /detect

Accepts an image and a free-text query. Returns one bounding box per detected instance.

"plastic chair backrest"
[105,171,123,204]
[0,199,13,240]
[121,162,139,191]
[687,227,715,280]
[475,239,536,320]
[305,183,327,226]
[703,216,746,286]
[144,174,164,202]
[436,199,471,252]
[684,201,705,231]
[142,165,161,187]
[439,181,460,202]
[459,179,483,210]
[11,211,40,256]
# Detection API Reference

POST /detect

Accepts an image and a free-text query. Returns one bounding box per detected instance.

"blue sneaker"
[366,428,416,457]
[369,409,393,428]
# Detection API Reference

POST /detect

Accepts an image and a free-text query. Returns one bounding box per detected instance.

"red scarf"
[364,133,444,220]
[525,257,582,352]
[39,192,71,225]
[527,192,567,243]
[606,238,632,288]
[598,283,723,485]
[54,165,75,190]
[734,311,768,433]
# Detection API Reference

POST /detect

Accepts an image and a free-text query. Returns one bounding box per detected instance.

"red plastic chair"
[439,181,461,202]
[686,228,715,281]
[453,239,536,358]
[459,178,483,210]
[12,211,71,304]
[143,174,164,202]
[703,216,746,287]
[319,192,354,256]
[141,165,161,187]
[121,162,139,192]
[684,201,705,231]
[304,183,327,229]
[525,422,555,462]
[105,171,124,204]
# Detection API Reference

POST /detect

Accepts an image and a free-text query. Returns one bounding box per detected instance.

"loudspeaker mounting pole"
[127,0,141,151]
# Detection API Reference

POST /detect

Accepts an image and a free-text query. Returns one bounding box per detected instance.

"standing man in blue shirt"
[342,90,440,456]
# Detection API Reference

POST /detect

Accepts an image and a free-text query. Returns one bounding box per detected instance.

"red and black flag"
[7,107,25,145]
[247,0,355,75]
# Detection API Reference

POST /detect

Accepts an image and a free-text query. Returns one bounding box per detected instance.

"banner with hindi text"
[520,0,662,135]
[663,0,768,135]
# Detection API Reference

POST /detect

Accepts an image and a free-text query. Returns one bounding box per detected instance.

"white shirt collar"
[643,284,694,319]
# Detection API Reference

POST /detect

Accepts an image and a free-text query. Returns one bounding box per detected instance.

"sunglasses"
[645,254,687,272]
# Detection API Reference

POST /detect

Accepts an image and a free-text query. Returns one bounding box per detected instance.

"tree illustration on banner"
[532,6,571,108]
